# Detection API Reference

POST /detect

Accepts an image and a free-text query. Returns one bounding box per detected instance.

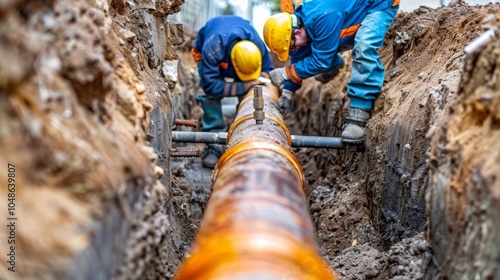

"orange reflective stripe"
[224,83,230,96]
[392,0,400,6]
[219,62,228,69]
[223,83,238,97]
[232,83,237,96]
[286,64,303,84]
[191,47,202,63]
[340,24,360,39]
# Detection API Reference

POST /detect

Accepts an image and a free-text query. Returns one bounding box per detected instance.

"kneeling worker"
[263,0,399,144]
[192,15,274,168]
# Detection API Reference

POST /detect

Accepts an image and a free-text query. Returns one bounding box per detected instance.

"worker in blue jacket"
[263,0,399,144]
[192,15,274,168]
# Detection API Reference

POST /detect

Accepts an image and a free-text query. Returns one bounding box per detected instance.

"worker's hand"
[278,89,294,115]
[270,68,289,87]
[244,79,265,91]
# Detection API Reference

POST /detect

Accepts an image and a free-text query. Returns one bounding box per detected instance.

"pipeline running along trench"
[174,84,337,279]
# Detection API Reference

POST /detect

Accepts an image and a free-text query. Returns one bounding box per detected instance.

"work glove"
[269,67,289,87]
[278,89,294,115]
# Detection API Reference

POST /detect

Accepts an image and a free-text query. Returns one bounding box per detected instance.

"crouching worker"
[263,0,399,144]
[192,15,274,168]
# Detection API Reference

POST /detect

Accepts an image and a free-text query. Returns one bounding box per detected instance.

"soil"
[0,0,499,279]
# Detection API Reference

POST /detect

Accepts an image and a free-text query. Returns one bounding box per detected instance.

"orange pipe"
[175,84,336,279]
[174,119,199,128]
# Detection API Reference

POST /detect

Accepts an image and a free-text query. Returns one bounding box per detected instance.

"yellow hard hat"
[231,40,262,81]
[263,12,293,62]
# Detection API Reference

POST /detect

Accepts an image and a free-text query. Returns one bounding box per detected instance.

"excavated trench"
[172,3,500,279]
[1,1,499,280]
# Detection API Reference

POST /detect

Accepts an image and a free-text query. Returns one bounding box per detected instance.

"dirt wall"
[426,14,500,279]
[0,0,194,279]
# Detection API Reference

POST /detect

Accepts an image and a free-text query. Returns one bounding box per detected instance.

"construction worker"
[263,0,400,144]
[192,15,274,169]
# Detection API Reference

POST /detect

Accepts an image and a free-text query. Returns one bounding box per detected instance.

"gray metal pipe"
[172,131,227,144]
[172,131,346,149]
[290,135,345,149]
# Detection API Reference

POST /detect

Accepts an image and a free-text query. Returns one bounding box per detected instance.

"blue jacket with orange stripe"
[192,16,274,97]
[283,0,400,92]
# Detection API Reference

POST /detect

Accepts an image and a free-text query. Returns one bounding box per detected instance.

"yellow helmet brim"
[263,12,292,62]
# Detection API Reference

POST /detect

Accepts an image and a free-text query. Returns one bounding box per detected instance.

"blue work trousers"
[347,5,398,111]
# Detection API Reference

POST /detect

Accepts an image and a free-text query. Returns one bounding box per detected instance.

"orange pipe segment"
[226,114,292,146]
[174,84,337,279]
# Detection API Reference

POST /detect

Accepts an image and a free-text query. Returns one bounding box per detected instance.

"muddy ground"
[0,0,499,279]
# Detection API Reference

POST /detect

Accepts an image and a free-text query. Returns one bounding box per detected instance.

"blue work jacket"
[193,16,274,97]
[283,0,400,92]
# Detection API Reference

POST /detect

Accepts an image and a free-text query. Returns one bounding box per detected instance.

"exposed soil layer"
[0,0,193,279]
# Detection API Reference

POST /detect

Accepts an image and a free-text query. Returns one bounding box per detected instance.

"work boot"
[341,108,371,144]
[196,94,226,132]
[201,144,225,169]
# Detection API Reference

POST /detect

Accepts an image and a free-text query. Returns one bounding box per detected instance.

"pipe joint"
[253,85,265,125]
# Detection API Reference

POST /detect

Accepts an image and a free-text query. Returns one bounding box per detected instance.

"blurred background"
[171,0,500,37]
